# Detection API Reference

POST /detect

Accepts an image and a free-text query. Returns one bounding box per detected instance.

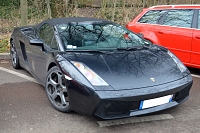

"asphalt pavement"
[0,54,200,133]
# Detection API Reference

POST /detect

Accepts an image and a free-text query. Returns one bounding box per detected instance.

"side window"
[138,10,167,24]
[163,9,194,28]
[198,10,200,29]
[51,36,59,50]
[38,23,58,50]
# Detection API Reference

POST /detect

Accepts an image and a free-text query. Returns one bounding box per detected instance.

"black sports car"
[10,17,193,119]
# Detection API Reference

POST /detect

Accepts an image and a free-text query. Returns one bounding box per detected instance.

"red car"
[126,5,200,69]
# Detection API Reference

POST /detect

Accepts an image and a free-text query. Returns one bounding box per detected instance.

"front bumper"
[68,74,192,119]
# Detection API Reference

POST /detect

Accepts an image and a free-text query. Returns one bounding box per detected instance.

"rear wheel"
[10,40,20,69]
[45,66,71,112]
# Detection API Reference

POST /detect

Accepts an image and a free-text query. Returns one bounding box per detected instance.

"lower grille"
[95,100,139,118]
[95,82,192,119]
[174,83,192,103]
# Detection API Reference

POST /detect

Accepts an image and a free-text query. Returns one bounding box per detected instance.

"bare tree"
[65,0,70,16]
[47,0,52,18]
[20,0,28,25]
[154,0,157,5]
[101,0,107,19]
[112,0,117,22]
[143,0,146,8]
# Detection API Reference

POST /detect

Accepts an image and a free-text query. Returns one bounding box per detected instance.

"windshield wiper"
[66,49,109,54]
[117,45,147,51]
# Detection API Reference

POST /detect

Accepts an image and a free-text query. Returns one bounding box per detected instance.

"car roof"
[149,4,200,10]
[36,17,110,29]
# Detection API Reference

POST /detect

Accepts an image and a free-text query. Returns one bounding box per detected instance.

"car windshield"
[56,21,145,51]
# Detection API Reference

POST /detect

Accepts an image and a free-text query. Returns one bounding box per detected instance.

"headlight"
[71,61,109,86]
[167,51,187,72]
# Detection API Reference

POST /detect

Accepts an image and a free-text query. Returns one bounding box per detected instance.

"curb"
[0,53,10,60]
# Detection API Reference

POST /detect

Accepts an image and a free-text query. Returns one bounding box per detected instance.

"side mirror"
[29,39,44,51]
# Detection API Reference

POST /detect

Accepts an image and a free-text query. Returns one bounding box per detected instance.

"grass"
[0,35,10,53]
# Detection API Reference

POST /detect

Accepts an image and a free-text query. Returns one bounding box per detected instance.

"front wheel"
[45,66,71,112]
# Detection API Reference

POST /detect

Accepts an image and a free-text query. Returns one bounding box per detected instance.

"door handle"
[157,31,163,34]
[195,36,200,39]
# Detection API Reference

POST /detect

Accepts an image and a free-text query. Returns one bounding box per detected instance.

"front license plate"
[139,94,173,109]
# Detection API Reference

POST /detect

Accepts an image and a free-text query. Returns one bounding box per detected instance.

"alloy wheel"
[46,68,70,112]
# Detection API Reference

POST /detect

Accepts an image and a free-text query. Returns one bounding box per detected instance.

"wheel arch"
[144,36,159,45]
[139,31,160,45]
[48,62,57,72]
[10,38,13,43]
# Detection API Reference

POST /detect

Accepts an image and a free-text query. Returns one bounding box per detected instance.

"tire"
[45,66,71,112]
[10,40,20,69]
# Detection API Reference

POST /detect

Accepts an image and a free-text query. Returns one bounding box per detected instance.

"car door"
[191,10,200,67]
[128,10,167,43]
[154,9,194,63]
[30,23,57,84]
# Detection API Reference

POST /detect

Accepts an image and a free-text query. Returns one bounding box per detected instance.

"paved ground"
[0,59,200,133]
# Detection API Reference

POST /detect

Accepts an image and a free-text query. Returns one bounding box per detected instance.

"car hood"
[62,46,183,90]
